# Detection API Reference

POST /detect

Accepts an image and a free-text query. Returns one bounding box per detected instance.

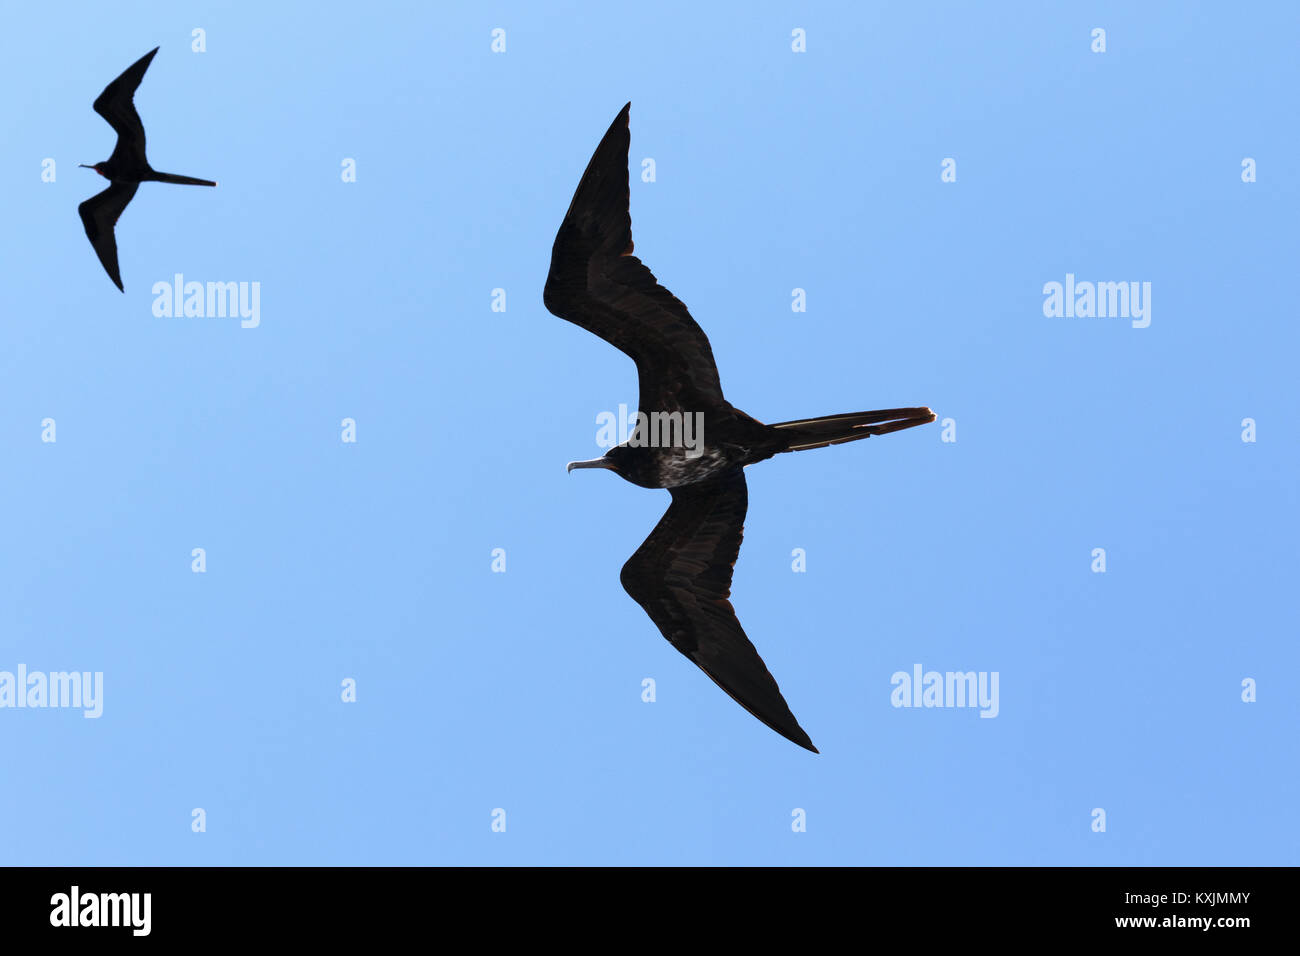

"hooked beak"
[566,457,615,474]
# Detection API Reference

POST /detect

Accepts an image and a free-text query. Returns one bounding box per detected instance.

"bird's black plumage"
[78,47,216,291]
[544,104,725,418]
[93,47,156,172]
[545,104,936,752]
[78,182,138,293]
[620,467,819,750]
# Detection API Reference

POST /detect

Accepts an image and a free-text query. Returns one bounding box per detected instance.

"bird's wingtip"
[779,722,818,753]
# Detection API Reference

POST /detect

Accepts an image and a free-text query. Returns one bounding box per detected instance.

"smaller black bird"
[79,47,216,292]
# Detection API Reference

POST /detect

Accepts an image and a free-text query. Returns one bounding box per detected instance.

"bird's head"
[566,445,629,479]
[79,163,108,178]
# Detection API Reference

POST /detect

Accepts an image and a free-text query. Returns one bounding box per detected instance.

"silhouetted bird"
[79,47,216,291]
[544,103,934,753]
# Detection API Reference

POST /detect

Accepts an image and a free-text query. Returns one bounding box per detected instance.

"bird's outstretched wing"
[94,46,158,170]
[620,467,817,752]
[544,103,726,416]
[78,182,139,292]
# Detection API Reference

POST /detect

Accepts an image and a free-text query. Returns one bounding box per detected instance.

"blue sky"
[1,1,1296,865]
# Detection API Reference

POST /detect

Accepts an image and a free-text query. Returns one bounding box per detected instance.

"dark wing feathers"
[94,46,157,169]
[621,468,817,752]
[78,182,139,292]
[543,103,726,414]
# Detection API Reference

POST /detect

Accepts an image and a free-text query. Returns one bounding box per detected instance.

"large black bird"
[79,47,216,291]
[543,103,934,753]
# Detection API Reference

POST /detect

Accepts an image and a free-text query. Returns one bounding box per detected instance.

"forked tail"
[771,407,935,452]
[149,171,218,186]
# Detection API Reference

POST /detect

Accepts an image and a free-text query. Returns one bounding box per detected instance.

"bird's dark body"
[604,404,783,489]
[78,47,216,291]
[544,103,934,753]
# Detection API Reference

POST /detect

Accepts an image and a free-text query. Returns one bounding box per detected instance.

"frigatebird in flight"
[79,47,216,291]
[544,103,934,753]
